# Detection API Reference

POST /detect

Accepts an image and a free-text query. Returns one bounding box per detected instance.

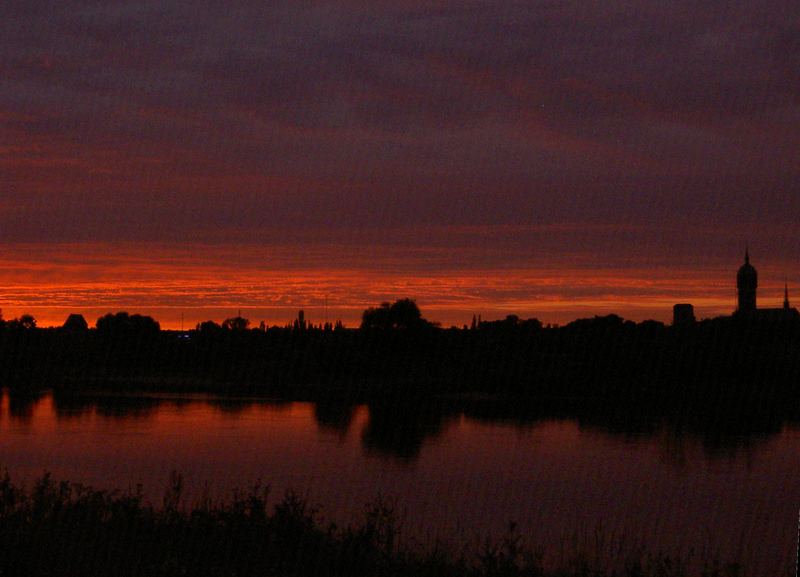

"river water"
[0,390,796,575]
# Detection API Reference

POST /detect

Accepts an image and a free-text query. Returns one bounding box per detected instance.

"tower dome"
[736,248,757,313]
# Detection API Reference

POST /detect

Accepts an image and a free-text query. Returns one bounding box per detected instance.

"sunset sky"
[2,1,799,328]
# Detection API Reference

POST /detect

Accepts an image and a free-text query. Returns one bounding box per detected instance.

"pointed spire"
[785,279,790,309]
[745,243,750,265]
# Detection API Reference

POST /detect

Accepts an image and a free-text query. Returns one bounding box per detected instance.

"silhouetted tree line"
[1,303,800,414]
[361,299,436,331]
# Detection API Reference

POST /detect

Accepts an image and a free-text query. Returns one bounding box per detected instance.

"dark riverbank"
[2,314,799,411]
[0,471,758,577]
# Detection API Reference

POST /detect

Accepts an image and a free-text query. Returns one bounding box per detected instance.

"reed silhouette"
[0,470,762,577]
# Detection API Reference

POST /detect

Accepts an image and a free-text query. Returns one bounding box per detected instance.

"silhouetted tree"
[389,298,423,329]
[519,318,542,331]
[477,315,541,332]
[564,314,628,332]
[292,310,307,331]
[222,316,250,330]
[361,302,392,330]
[360,298,431,330]
[638,319,665,333]
[196,320,222,334]
[7,314,36,330]
[96,312,160,335]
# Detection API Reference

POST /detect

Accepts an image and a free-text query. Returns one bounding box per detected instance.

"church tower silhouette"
[736,248,757,313]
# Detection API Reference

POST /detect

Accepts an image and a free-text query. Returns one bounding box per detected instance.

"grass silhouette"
[0,471,770,577]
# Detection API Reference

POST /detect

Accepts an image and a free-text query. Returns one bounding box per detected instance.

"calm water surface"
[0,390,797,575]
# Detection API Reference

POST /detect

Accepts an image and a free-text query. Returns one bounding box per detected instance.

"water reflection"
[361,400,455,461]
[3,389,794,463]
[207,397,291,415]
[7,389,47,422]
[313,399,356,437]
[51,393,94,420]
[665,412,781,462]
[52,391,161,421]
[576,412,661,439]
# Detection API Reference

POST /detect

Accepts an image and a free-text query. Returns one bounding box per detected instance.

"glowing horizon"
[0,241,795,330]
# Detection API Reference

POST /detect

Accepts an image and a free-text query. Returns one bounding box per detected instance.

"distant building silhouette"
[672,304,695,326]
[732,250,799,321]
[736,248,758,313]
[63,314,88,332]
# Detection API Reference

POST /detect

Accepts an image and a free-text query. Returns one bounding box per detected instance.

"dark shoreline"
[3,315,800,388]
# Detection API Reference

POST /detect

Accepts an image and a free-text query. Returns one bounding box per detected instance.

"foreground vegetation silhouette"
[0,471,759,577]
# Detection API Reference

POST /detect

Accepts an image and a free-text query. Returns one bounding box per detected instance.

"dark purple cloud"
[2,0,799,262]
